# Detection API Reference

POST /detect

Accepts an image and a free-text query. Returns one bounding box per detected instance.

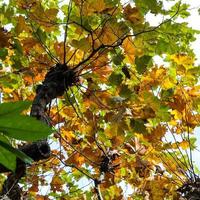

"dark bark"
[0,141,50,173]
[178,178,200,200]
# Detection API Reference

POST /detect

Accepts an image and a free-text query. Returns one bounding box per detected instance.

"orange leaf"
[122,38,135,64]
[65,152,85,167]
[179,140,189,150]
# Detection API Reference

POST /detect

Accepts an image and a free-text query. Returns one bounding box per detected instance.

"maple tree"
[0,0,200,199]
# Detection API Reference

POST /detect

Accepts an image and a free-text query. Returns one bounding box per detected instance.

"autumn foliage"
[0,0,200,199]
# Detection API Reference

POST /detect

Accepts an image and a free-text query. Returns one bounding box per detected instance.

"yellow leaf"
[179,140,189,150]
[141,67,166,88]
[97,24,119,45]
[67,49,84,65]
[2,87,14,93]
[61,129,76,143]
[171,53,194,67]
[122,38,135,64]
[105,124,118,138]
[161,77,176,90]
[71,38,91,52]
[15,15,30,34]
[93,65,113,82]
[188,85,200,97]
[171,110,182,120]
[169,119,177,126]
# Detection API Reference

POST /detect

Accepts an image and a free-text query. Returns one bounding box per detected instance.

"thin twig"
[94,179,103,200]
[63,0,72,64]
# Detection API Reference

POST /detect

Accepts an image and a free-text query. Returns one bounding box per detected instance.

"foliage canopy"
[0,0,200,199]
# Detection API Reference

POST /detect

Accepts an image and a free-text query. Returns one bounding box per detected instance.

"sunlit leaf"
[0,115,53,141]
[0,134,16,172]
[0,101,31,116]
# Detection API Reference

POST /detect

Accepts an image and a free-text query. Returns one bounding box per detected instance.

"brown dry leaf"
[92,52,109,68]
[51,175,63,192]
[145,125,166,143]
[124,4,143,25]
[17,0,37,9]
[29,175,39,193]
[36,195,49,200]
[169,95,186,112]
[145,177,168,200]
[0,28,10,48]
[21,37,39,54]
[74,0,106,15]
[54,41,65,61]
[82,147,101,164]
[111,135,124,147]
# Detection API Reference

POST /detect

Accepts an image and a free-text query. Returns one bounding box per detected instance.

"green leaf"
[0,115,53,141]
[13,39,23,55]
[0,101,31,116]
[112,52,125,66]
[0,135,16,172]
[171,3,190,18]
[0,48,8,60]
[130,119,147,134]
[109,72,123,86]
[119,85,132,98]
[11,55,23,69]
[36,28,47,42]
[71,38,91,51]
[135,55,152,74]
[156,39,171,54]
[0,140,33,164]
[156,105,171,122]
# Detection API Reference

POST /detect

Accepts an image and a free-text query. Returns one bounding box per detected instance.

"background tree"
[0,0,200,199]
